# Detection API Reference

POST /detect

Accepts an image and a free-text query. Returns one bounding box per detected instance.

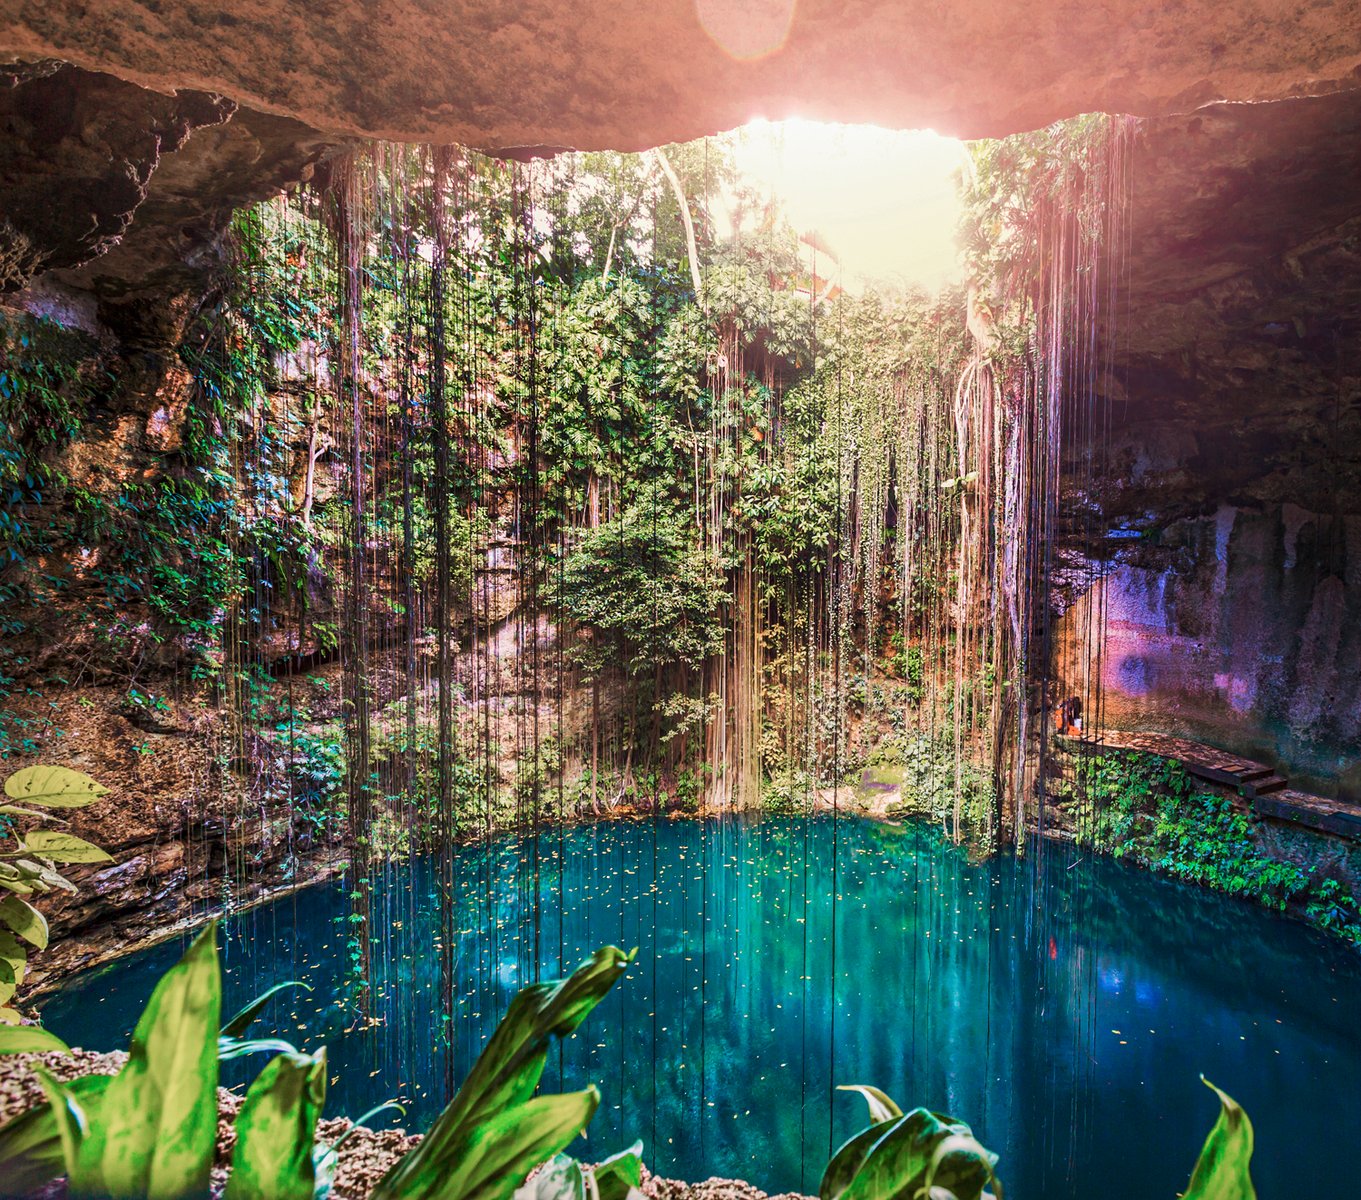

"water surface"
[41,817,1361,1198]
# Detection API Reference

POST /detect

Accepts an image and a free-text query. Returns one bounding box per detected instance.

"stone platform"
[1057,729,1361,842]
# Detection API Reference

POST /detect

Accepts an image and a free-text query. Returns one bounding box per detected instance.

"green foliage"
[23,924,222,1199]
[1075,751,1361,941]
[515,1143,644,1200]
[282,714,348,813]
[959,112,1124,339]
[2,927,635,1200]
[0,1072,110,1193]
[0,315,103,755]
[372,945,636,1200]
[884,635,924,706]
[0,924,1264,1200]
[1183,1079,1257,1200]
[825,1077,1257,1200]
[218,979,313,1062]
[823,1086,1000,1200]
[224,1048,328,1200]
[553,492,726,681]
[874,733,995,837]
[0,1024,70,1055]
[0,765,111,1023]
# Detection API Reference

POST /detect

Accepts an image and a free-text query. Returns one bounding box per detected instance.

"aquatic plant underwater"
[0,929,1256,1200]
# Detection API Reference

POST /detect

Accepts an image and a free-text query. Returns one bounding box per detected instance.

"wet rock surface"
[0,61,342,327]
[3,685,345,994]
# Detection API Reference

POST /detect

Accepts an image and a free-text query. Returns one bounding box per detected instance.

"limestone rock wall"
[1050,91,1361,799]
[1058,504,1361,798]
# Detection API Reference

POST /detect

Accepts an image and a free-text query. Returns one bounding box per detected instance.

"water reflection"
[41,817,1361,1198]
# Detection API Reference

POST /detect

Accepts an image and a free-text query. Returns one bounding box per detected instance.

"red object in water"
[1049,936,1058,960]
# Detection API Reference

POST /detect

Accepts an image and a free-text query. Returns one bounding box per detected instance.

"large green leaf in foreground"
[224,1048,328,1200]
[372,944,634,1200]
[0,1072,109,1193]
[3,766,108,808]
[822,1086,1000,1200]
[1182,1079,1257,1200]
[70,923,222,1200]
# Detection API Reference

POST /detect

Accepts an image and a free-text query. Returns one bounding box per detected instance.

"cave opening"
[0,12,1359,1200]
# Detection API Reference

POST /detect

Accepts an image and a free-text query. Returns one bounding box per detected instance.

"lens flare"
[695,0,797,62]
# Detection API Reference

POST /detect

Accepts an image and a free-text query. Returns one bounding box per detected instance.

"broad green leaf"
[455,945,633,1124]
[825,1108,987,1200]
[821,1120,900,1200]
[373,945,633,1200]
[1182,1079,1256,1200]
[923,1132,1002,1200]
[71,923,221,1200]
[32,1068,87,1178]
[0,1024,70,1055]
[13,859,77,891]
[0,1073,109,1193]
[4,767,108,808]
[385,1087,599,1200]
[837,1085,904,1125]
[0,928,28,979]
[0,804,68,821]
[221,979,311,1038]
[217,1035,301,1062]
[224,1049,327,1200]
[593,1142,645,1200]
[23,831,113,865]
[0,957,17,1007]
[0,893,49,949]
[0,1005,22,1024]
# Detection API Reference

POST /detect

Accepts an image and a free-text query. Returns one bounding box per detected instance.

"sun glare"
[725,118,966,293]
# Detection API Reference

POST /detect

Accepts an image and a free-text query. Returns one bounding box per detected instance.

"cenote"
[4,17,1361,1200]
[41,817,1361,1198]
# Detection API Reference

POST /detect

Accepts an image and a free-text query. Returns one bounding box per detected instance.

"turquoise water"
[40,817,1361,1198]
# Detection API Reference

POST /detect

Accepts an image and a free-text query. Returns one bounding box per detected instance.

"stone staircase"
[1058,728,1361,842]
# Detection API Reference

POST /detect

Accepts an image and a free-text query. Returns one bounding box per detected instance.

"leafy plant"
[1074,751,1360,942]
[0,1023,73,1056]
[822,1086,1001,1200]
[515,1142,645,1200]
[1182,1078,1256,1200]
[827,1075,1256,1200]
[223,1047,328,1200]
[0,927,635,1200]
[0,765,112,1023]
[371,945,636,1200]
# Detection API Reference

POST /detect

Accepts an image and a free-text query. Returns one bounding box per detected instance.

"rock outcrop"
[1050,90,1361,797]
[3,0,1361,150]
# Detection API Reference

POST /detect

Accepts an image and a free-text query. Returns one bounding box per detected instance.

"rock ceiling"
[3,0,1361,149]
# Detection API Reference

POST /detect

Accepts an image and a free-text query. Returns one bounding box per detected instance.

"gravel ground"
[0,1051,809,1200]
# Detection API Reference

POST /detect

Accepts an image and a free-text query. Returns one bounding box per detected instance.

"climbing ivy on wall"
[0,315,103,756]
